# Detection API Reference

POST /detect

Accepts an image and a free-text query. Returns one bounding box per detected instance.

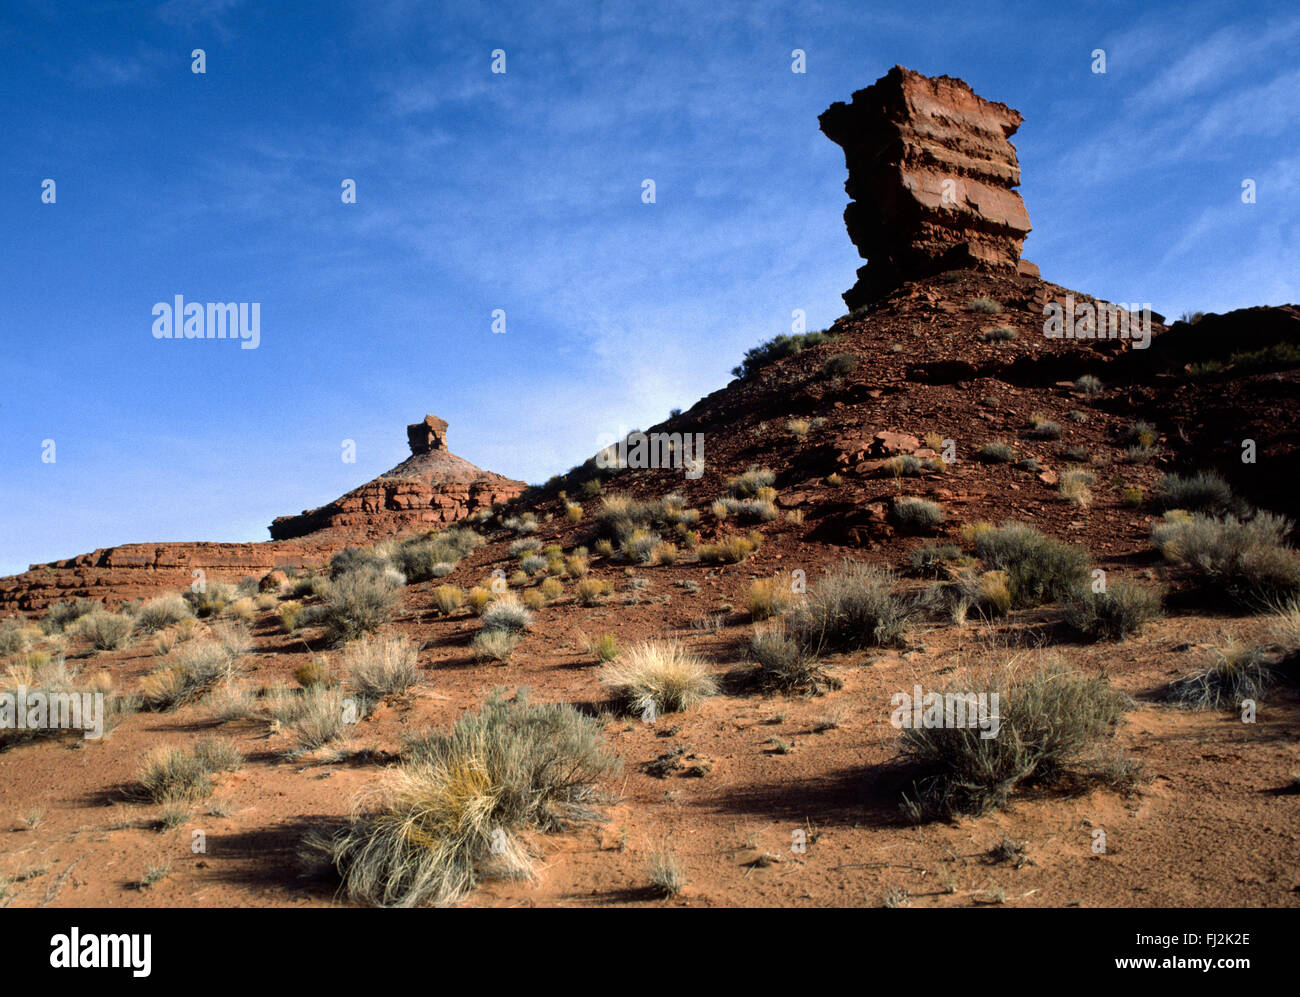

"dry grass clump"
[1027,414,1062,439]
[647,850,687,897]
[747,577,795,620]
[278,600,303,633]
[1058,468,1095,507]
[579,632,621,662]
[976,440,1017,463]
[135,595,194,634]
[900,663,1135,819]
[1062,583,1161,641]
[272,685,352,750]
[973,522,1089,608]
[1074,374,1104,397]
[576,579,614,606]
[968,296,1003,314]
[746,624,841,696]
[480,597,533,635]
[907,543,964,577]
[785,561,910,652]
[307,690,618,907]
[139,633,245,711]
[470,630,521,662]
[699,533,760,564]
[137,736,243,805]
[1151,510,1300,607]
[565,554,590,578]
[344,634,420,704]
[601,640,717,716]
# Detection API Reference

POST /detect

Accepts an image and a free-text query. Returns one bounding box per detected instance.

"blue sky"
[1,0,1296,575]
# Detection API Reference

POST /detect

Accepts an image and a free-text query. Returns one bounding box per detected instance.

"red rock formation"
[0,541,328,612]
[269,415,526,540]
[820,65,1034,308]
[0,414,527,612]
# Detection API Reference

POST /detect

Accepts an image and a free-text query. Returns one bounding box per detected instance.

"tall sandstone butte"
[820,65,1036,308]
[268,415,526,540]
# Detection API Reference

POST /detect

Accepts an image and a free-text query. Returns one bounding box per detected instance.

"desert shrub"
[747,624,841,696]
[184,581,237,618]
[0,657,120,749]
[1027,414,1061,440]
[281,686,350,750]
[324,569,402,645]
[520,589,546,611]
[601,640,716,716]
[968,296,1003,314]
[509,538,542,557]
[140,636,242,711]
[41,598,98,635]
[1124,421,1159,450]
[396,529,483,583]
[138,736,243,804]
[907,543,964,577]
[731,331,836,380]
[1121,486,1144,507]
[135,595,193,634]
[900,664,1134,818]
[727,467,776,498]
[1166,645,1275,710]
[345,634,420,703]
[1153,470,1238,515]
[619,528,660,564]
[1151,511,1300,606]
[748,577,794,620]
[892,497,945,532]
[428,585,463,616]
[785,562,910,652]
[717,497,778,522]
[823,353,857,376]
[1074,374,1104,397]
[0,619,30,655]
[75,611,133,651]
[576,579,614,606]
[224,596,257,623]
[519,554,548,577]
[480,597,533,634]
[977,441,1017,463]
[1062,583,1161,640]
[312,690,618,907]
[974,522,1089,608]
[978,326,1017,343]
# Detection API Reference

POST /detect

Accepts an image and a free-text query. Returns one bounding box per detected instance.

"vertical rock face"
[820,65,1035,308]
[407,414,449,454]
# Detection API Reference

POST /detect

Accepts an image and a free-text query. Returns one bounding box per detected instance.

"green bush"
[1062,583,1161,641]
[1153,470,1238,516]
[900,664,1135,818]
[731,331,835,380]
[1151,511,1300,606]
[785,562,910,652]
[974,522,1089,608]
